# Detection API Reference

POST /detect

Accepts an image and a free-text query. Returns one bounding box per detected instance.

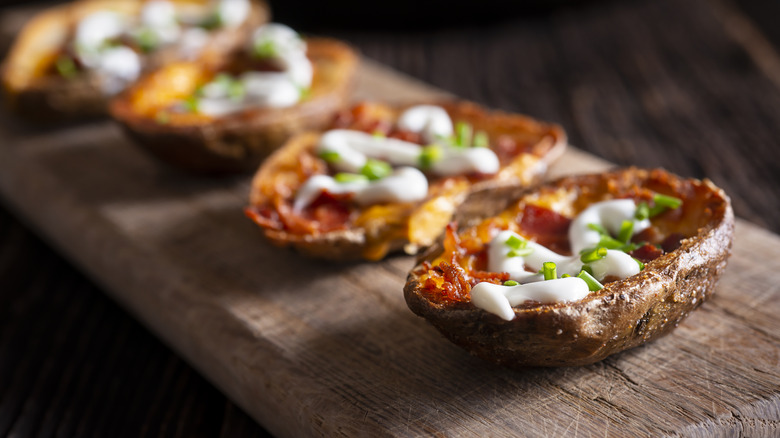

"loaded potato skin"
[404,168,734,367]
[2,0,269,121]
[245,101,567,261]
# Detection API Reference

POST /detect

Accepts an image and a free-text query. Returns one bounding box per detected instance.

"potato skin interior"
[404,168,735,367]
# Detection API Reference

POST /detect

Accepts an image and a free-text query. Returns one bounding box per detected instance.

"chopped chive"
[253,39,277,59]
[334,173,368,184]
[298,86,311,100]
[587,223,609,236]
[318,150,339,162]
[620,242,639,252]
[507,248,533,258]
[360,159,392,180]
[580,246,608,263]
[543,262,557,281]
[372,130,386,138]
[136,28,158,53]
[473,130,489,148]
[183,96,199,113]
[227,80,245,101]
[618,220,634,243]
[562,273,571,278]
[654,193,683,209]
[635,202,650,221]
[597,235,625,250]
[418,144,442,169]
[577,270,604,291]
[505,235,527,250]
[55,56,77,79]
[503,280,519,286]
[455,121,472,147]
[201,11,222,29]
[648,205,667,218]
[634,257,645,271]
[581,265,594,276]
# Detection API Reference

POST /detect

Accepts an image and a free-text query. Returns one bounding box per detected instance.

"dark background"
[1,0,779,436]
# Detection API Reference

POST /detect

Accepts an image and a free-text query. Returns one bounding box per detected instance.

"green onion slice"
[318,150,340,162]
[473,130,489,148]
[505,235,527,250]
[183,96,199,113]
[507,248,533,258]
[418,144,442,169]
[55,56,77,79]
[136,28,158,53]
[580,246,608,263]
[618,220,634,243]
[360,159,392,180]
[635,202,650,221]
[587,223,609,235]
[334,173,368,184]
[543,262,557,281]
[503,280,519,286]
[455,121,472,147]
[577,270,604,291]
[253,39,277,59]
[654,193,683,209]
[634,257,645,271]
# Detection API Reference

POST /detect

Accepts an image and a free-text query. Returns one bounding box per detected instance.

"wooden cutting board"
[0,59,778,437]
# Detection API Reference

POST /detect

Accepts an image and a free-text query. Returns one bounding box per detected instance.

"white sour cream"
[218,0,251,28]
[95,46,141,95]
[139,0,181,45]
[292,167,429,212]
[396,105,454,143]
[472,199,647,320]
[316,105,500,177]
[471,278,590,321]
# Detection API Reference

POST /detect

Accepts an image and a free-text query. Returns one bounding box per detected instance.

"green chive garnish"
[654,193,683,209]
[507,248,533,257]
[183,96,199,113]
[580,247,608,263]
[505,235,526,249]
[503,280,519,286]
[562,274,571,278]
[418,144,442,169]
[318,150,339,162]
[543,262,557,281]
[455,121,472,147]
[634,257,645,271]
[298,86,311,100]
[227,80,245,101]
[473,130,489,148]
[372,130,386,138]
[334,173,368,184]
[360,159,392,180]
[587,223,609,235]
[635,202,650,221]
[136,28,158,53]
[581,265,594,276]
[55,56,77,79]
[253,39,277,59]
[618,220,634,243]
[577,270,604,291]
[596,235,625,250]
[201,11,222,30]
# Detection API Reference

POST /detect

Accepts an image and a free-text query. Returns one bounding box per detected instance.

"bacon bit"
[469,270,509,287]
[244,205,283,230]
[493,135,532,163]
[630,243,664,263]
[442,222,466,259]
[518,204,572,254]
[434,261,471,302]
[330,109,353,129]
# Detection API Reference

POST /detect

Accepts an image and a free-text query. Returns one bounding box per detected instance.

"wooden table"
[1,0,778,436]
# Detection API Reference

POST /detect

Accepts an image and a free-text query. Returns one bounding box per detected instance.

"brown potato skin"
[110,38,359,174]
[403,168,735,367]
[247,101,567,260]
[1,0,269,121]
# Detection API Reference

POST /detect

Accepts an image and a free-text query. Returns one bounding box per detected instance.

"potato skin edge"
[403,168,735,367]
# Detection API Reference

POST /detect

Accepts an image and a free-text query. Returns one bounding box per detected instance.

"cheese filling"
[471,199,652,321]
[292,105,500,211]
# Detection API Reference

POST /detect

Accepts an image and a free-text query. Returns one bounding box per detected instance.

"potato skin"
[403,168,735,367]
[110,38,358,174]
[247,101,567,260]
[1,0,269,121]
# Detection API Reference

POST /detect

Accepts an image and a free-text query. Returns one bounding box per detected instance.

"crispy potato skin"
[403,168,735,367]
[1,0,269,121]
[247,101,567,260]
[110,38,358,174]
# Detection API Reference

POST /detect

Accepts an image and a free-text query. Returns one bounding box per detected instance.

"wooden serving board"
[1,60,779,437]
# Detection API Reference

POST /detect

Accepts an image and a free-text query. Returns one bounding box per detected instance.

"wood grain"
[0,57,778,436]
